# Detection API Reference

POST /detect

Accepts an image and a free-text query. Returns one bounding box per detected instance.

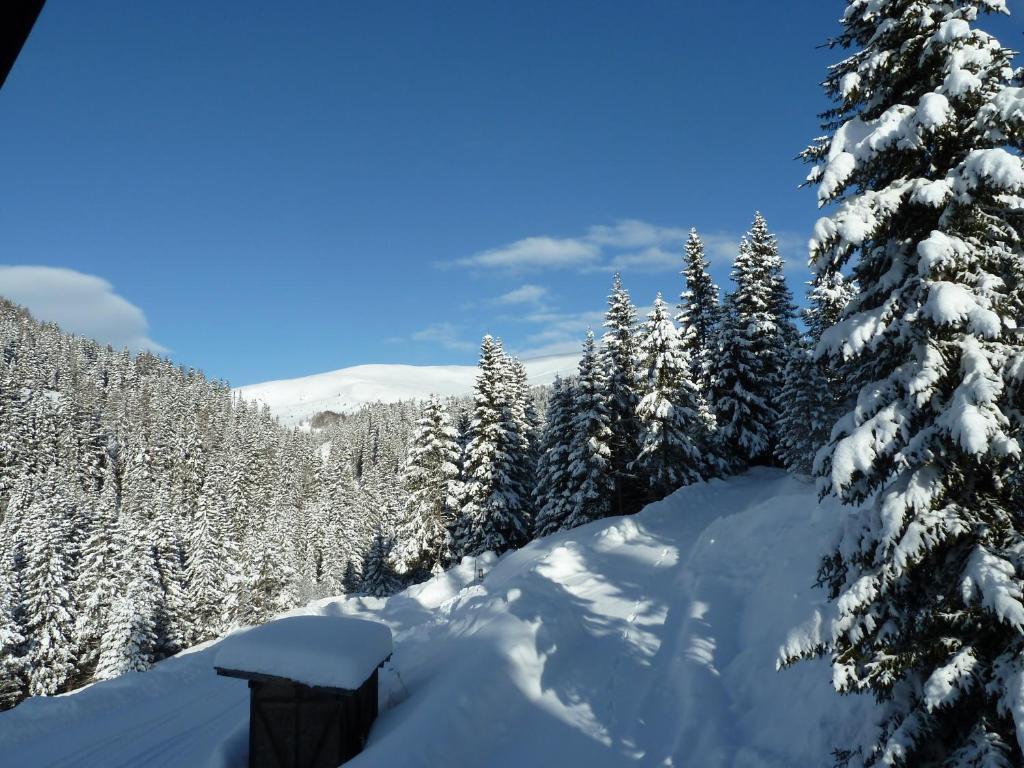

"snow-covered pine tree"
[563,330,614,530]
[185,459,230,644]
[454,336,531,557]
[712,250,774,469]
[712,215,792,469]
[806,267,857,347]
[0,372,25,508]
[317,443,359,596]
[504,357,540,526]
[776,270,856,475]
[780,3,1024,765]
[600,274,643,517]
[73,460,124,676]
[359,529,401,598]
[342,560,360,594]
[94,566,157,680]
[395,396,461,578]
[752,213,799,353]
[533,376,577,537]
[21,471,78,696]
[149,482,187,656]
[234,520,293,626]
[746,211,800,400]
[633,295,717,501]
[0,428,28,707]
[677,228,722,396]
[0,567,27,710]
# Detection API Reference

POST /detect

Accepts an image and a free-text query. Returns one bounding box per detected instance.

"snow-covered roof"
[214,616,392,690]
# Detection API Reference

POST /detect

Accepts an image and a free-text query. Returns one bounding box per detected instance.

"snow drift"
[0,469,871,767]
[235,354,579,428]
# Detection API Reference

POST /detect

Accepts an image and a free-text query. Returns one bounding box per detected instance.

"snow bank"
[214,616,392,690]
[0,469,871,767]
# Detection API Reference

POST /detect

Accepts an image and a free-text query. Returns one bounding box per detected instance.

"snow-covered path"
[0,469,870,767]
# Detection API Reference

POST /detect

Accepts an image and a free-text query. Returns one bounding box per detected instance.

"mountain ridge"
[234,353,580,427]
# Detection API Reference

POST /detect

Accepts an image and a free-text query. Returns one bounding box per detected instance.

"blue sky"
[1,2,1020,385]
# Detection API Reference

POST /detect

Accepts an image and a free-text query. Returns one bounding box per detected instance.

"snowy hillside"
[0,469,871,767]
[235,354,579,427]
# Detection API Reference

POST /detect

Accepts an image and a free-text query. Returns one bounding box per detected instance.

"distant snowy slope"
[234,354,579,427]
[0,469,872,767]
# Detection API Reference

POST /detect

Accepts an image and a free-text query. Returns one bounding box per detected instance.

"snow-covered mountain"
[0,469,870,767]
[234,354,579,427]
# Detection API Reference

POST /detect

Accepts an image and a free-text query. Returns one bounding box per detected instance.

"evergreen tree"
[235,522,292,626]
[342,560,360,594]
[712,215,792,469]
[776,270,856,475]
[317,444,359,596]
[633,295,717,501]
[149,483,187,655]
[752,213,799,353]
[73,460,124,675]
[563,331,614,530]
[781,3,1024,765]
[95,569,157,680]
[454,337,531,557]
[503,358,539,527]
[600,274,643,517]
[21,473,78,696]
[359,530,401,598]
[395,397,461,577]
[712,270,773,468]
[0,569,27,709]
[677,228,722,396]
[806,268,855,346]
[185,460,230,644]
[533,376,577,537]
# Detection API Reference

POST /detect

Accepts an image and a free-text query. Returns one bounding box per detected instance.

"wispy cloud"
[446,218,810,278]
[509,308,604,359]
[585,219,687,249]
[494,284,549,306]
[510,303,660,359]
[599,246,678,273]
[451,236,599,271]
[0,266,167,353]
[410,322,476,352]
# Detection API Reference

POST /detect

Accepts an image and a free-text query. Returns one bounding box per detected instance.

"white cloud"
[494,284,549,306]
[0,266,166,353]
[700,232,744,266]
[450,219,812,278]
[508,308,604,359]
[452,236,600,270]
[410,322,476,352]
[449,219,692,275]
[600,246,679,273]
[513,339,587,359]
[585,219,687,249]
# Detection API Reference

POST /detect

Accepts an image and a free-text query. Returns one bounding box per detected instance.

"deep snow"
[234,354,579,427]
[0,469,871,767]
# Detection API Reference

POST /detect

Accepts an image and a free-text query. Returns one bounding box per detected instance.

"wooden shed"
[214,616,393,768]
